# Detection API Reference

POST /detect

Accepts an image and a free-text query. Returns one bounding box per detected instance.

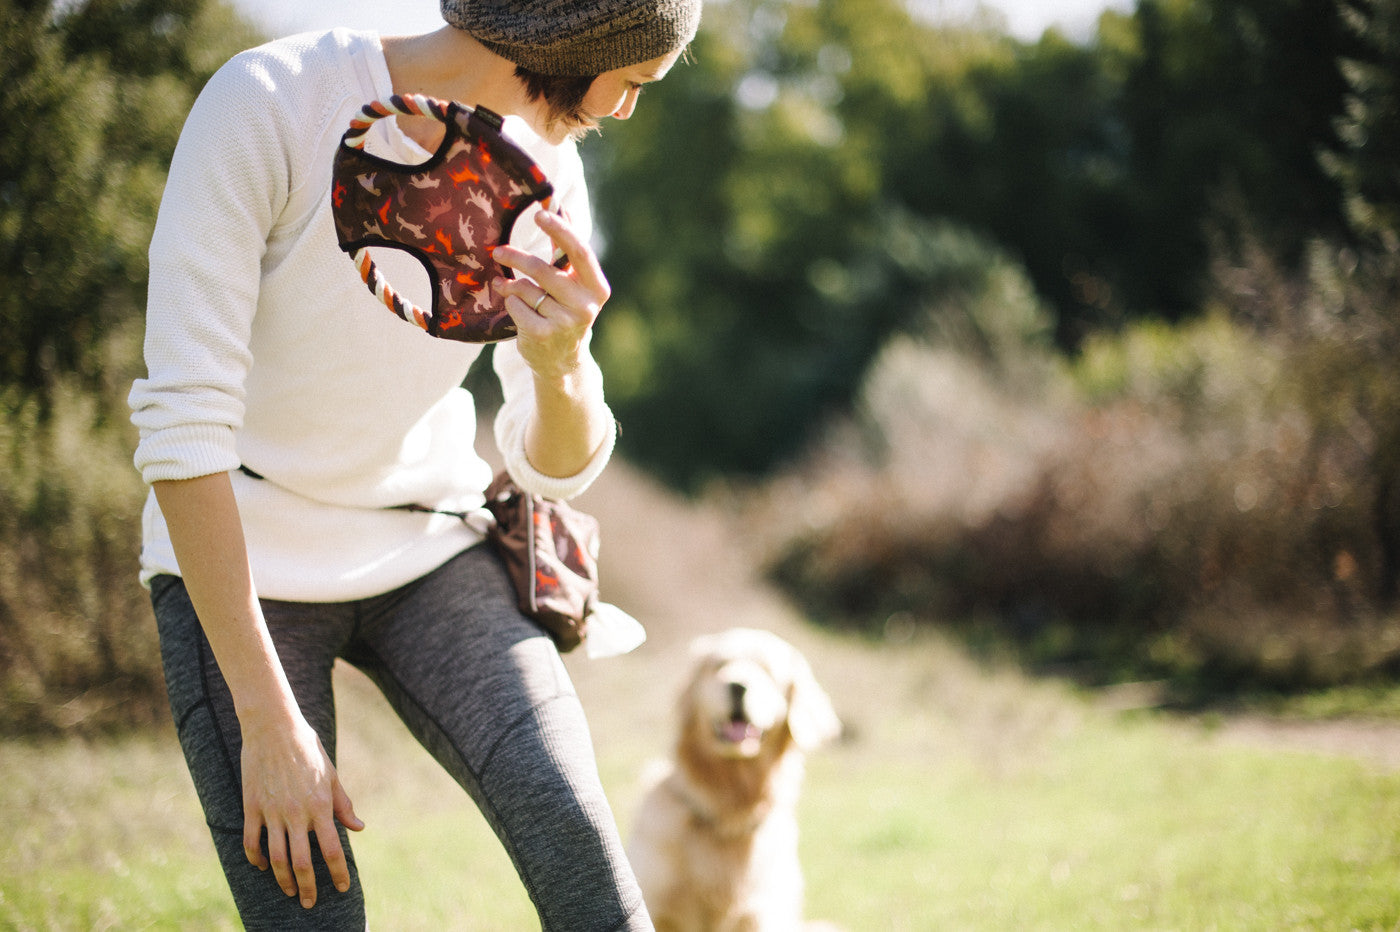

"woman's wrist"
[234,688,304,732]
[524,380,610,479]
[531,353,590,399]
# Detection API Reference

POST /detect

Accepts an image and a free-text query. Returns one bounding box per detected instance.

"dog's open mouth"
[715,717,764,748]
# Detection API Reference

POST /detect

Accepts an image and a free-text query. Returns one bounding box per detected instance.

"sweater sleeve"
[492,145,616,501]
[128,51,295,484]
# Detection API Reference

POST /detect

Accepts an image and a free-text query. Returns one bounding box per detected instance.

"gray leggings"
[151,544,651,931]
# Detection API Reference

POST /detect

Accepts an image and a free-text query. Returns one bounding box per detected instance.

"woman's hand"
[152,475,365,910]
[240,709,364,909]
[493,209,610,381]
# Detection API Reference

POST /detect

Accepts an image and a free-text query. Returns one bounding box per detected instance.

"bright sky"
[229,0,1134,44]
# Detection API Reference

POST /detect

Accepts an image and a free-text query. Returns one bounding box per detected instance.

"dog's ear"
[687,632,722,663]
[785,650,842,751]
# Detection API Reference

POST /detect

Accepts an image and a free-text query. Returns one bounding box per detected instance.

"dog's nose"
[728,681,747,714]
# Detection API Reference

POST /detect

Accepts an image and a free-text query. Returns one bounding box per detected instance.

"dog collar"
[662,776,774,839]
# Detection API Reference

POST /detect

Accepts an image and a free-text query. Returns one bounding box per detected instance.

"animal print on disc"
[331,96,555,343]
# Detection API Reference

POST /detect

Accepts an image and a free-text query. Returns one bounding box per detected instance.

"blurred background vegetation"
[3,0,1399,733]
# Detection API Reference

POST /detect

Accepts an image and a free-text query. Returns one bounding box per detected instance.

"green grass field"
[3,626,1400,931]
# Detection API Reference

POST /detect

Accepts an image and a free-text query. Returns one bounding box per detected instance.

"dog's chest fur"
[633,762,806,931]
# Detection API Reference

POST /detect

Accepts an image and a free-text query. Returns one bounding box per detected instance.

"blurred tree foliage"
[587,0,1366,488]
[1,0,259,734]
[1325,0,1400,248]
[0,0,259,399]
[2,0,1397,722]
[1098,0,1354,326]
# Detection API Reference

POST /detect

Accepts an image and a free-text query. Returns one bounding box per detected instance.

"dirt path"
[1208,715,1400,771]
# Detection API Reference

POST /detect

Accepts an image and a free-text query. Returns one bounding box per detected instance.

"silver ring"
[531,292,548,312]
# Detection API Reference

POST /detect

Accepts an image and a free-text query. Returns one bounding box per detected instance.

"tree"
[908,0,1354,341]
[0,0,259,397]
[1327,0,1400,248]
[0,0,262,734]
[1116,0,1352,309]
[588,0,1365,488]
[587,0,1019,487]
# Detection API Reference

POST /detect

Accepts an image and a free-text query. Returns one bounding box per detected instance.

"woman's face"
[582,49,683,122]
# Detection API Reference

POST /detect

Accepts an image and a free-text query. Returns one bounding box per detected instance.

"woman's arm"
[153,473,363,909]
[494,209,614,478]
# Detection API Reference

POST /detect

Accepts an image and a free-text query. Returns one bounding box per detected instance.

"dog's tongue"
[721,720,759,744]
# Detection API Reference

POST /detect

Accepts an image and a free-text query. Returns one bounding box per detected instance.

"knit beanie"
[441,0,702,76]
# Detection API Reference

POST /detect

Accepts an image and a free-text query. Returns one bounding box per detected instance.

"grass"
[802,719,1400,929]
[4,626,1400,931]
[0,735,239,930]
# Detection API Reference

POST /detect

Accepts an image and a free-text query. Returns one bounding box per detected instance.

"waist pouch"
[237,464,644,658]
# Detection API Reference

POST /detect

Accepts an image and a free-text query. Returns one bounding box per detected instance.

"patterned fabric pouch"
[482,470,645,659]
[331,95,563,343]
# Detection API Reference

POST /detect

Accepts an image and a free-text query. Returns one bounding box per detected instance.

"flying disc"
[331,95,558,343]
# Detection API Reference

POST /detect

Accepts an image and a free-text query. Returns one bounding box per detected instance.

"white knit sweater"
[128,29,615,601]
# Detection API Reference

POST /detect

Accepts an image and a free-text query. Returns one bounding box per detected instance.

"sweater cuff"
[133,422,242,484]
[499,408,617,501]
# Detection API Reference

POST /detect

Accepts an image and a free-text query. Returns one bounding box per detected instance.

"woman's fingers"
[491,209,610,377]
[493,246,580,310]
[288,827,319,908]
[501,285,568,333]
[320,780,362,894]
[333,779,365,833]
[246,814,356,906]
[240,731,361,909]
[314,817,352,895]
[534,210,609,299]
[243,814,270,872]
[493,210,611,319]
[264,821,298,899]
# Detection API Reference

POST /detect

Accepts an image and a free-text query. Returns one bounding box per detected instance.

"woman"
[127,1,700,928]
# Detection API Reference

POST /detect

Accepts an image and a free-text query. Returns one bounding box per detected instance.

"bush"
[0,0,262,734]
[759,239,1400,697]
[0,358,164,735]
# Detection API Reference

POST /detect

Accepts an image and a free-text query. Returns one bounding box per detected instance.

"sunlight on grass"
[801,708,1400,930]
[0,735,237,930]
[4,638,1400,930]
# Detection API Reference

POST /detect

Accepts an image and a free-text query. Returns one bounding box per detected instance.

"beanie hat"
[441,0,702,76]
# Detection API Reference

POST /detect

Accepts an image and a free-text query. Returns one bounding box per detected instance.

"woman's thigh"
[150,575,366,931]
[346,545,650,931]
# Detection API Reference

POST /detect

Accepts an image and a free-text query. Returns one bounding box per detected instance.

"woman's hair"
[516,67,601,138]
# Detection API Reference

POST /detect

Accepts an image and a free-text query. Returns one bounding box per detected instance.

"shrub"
[760,240,1400,696]
[0,361,164,735]
[0,0,262,733]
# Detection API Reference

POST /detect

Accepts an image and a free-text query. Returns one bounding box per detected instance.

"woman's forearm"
[493,209,614,481]
[152,473,300,727]
[153,473,362,905]
[525,366,611,478]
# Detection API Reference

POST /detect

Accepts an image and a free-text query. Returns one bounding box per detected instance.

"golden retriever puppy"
[628,628,842,932]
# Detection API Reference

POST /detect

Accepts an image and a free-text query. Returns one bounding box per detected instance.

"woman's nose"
[612,87,640,120]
